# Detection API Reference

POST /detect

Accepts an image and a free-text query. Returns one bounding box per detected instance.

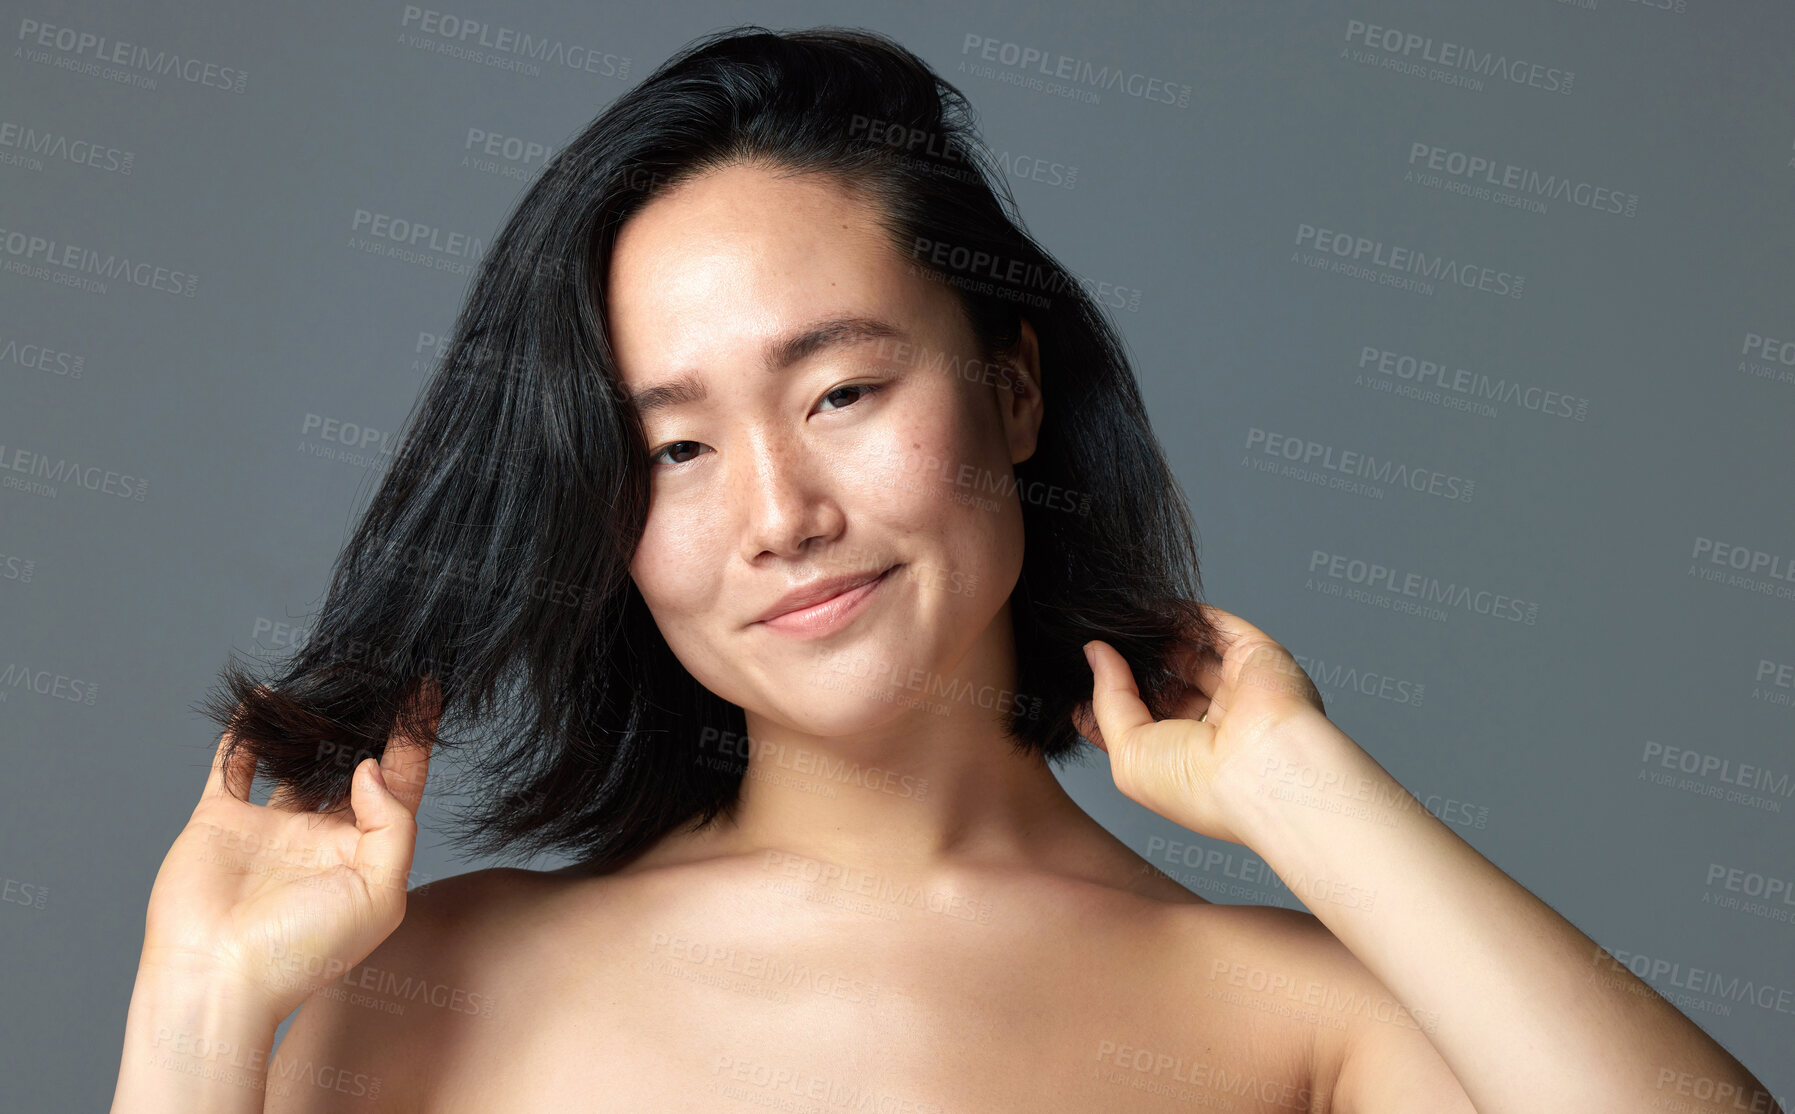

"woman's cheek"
[860,422,970,514]
[632,516,725,632]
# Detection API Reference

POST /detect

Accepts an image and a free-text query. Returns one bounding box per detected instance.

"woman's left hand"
[1072,603,1337,845]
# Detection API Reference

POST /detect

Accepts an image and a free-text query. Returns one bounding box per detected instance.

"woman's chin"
[752,686,934,740]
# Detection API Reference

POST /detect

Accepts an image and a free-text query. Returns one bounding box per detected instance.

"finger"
[1195,603,1271,650]
[1084,640,1155,751]
[348,758,421,901]
[1158,653,1213,719]
[380,677,440,818]
[1171,641,1224,695]
[204,728,257,802]
[1162,641,1221,726]
[1196,607,1292,682]
[1169,640,1228,722]
[1234,639,1317,701]
[1199,687,1228,724]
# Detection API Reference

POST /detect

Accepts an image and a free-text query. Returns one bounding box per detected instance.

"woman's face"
[607,162,1043,738]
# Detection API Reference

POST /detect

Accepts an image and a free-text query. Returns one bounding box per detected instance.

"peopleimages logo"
[1593,944,1790,1019]
[958,34,1192,108]
[1639,740,1792,814]
[809,648,1044,721]
[0,551,36,583]
[1342,19,1573,95]
[1741,331,1795,387]
[1295,223,1524,299]
[909,235,1142,312]
[697,727,931,801]
[0,438,149,501]
[1702,863,1795,927]
[350,209,486,263]
[1243,426,1476,503]
[0,224,198,296]
[1406,141,1638,217]
[0,119,135,175]
[15,17,249,92]
[1688,536,1795,597]
[0,662,100,705]
[1306,548,1540,625]
[461,127,559,181]
[0,331,85,380]
[1356,346,1590,422]
[398,6,630,78]
[1291,652,1426,708]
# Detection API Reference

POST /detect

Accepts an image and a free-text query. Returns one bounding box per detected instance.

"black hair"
[199,24,1217,874]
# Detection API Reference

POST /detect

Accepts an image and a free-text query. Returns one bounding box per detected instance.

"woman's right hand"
[139,679,439,1022]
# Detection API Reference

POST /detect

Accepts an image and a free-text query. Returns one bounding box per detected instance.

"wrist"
[1214,712,1385,841]
[131,956,291,1035]
[115,960,288,1113]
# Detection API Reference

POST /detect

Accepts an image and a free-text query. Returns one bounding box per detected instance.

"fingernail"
[1082,642,1095,669]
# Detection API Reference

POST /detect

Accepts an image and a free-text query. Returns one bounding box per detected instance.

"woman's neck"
[714,712,1089,867]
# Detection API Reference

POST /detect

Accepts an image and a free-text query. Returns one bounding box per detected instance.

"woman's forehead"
[605,171,942,385]
[613,168,892,289]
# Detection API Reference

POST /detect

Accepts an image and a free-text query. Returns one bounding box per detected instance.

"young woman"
[112,25,1778,1114]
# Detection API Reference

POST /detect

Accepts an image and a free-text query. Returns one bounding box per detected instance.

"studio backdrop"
[2,1,1791,1109]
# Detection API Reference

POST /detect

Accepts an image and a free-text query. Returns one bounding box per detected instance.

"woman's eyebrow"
[625,314,907,416]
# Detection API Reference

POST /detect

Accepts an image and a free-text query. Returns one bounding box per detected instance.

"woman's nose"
[732,429,841,558]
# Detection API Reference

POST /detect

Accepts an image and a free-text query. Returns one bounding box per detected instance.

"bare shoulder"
[263,866,580,1113]
[1159,901,1472,1114]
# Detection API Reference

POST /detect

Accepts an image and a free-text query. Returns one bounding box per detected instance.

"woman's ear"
[999,317,1045,465]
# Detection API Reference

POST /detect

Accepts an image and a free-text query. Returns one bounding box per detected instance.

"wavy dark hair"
[200,23,1217,874]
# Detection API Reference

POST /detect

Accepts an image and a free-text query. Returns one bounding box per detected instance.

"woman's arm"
[1079,607,1781,1114]
[111,960,285,1113]
[113,683,438,1113]
[1222,717,1782,1114]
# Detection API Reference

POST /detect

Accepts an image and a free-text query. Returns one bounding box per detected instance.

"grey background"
[2,1,1792,1109]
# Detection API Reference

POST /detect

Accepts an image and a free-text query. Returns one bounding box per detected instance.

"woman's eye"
[649,440,706,467]
[817,382,883,412]
[649,383,884,468]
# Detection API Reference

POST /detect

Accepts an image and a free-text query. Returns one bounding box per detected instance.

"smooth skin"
[111,684,437,1112]
[114,162,1777,1113]
[1080,612,1782,1114]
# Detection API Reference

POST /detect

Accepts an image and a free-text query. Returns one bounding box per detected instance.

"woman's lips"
[755,565,899,638]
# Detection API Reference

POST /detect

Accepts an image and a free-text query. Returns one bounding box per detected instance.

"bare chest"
[419,889,1314,1114]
